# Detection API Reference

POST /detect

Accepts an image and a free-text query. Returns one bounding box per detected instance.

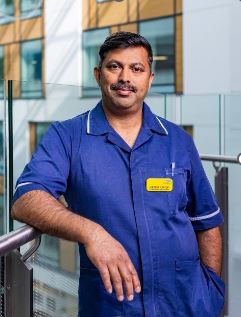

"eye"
[107,63,120,71]
[132,65,144,73]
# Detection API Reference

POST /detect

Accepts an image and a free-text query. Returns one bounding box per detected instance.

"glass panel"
[21,40,42,98]
[180,95,221,187]
[226,163,241,316]
[146,94,166,118]
[21,0,42,18]
[223,95,241,156]
[37,235,59,267]
[10,81,241,316]
[29,122,59,268]
[0,106,4,236]
[82,28,109,96]
[0,80,4,236]
[223,94,241,315]
[0,47,3,97]
[0,0,14,24]
[140,18,175,93]
[180,95,221,152]
[12,81,87,317]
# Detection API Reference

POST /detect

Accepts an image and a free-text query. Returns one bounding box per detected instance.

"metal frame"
[200,153,241,165]
[0,225,41,317]
[0,225,41,257]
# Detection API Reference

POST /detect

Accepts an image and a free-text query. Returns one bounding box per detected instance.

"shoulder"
[40,111,91,154]
[54,110,89,130]
[49,110,90,137]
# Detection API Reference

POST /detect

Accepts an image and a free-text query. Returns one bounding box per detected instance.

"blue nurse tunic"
[13,102,225,317]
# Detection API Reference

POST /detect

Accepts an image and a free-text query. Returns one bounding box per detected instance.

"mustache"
[110,82,137,93]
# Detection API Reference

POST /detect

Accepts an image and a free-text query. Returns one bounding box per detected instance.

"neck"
[102,103,143,147]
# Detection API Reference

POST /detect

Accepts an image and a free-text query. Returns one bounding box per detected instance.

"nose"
[118,67,130,83]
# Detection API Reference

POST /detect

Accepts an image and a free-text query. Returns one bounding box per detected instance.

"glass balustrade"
[0,80,241,316]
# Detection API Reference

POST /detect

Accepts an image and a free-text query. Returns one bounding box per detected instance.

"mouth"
[115,88,133,96]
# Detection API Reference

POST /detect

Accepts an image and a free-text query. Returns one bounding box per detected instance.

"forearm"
[11,190,102,245]
[12,190,141,300]
[196,227,222,276]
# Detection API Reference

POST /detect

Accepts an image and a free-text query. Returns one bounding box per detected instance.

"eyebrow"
[105,60,146,68]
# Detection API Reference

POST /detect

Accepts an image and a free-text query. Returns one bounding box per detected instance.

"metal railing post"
[5,250,33,317]
[7,80,14,231]
[0,225,41,317]
[4,80,14,234]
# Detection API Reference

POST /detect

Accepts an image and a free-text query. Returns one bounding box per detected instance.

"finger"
[127,263,141,293]
[118,264,134,301]
[108,265,124,302]
[99,266,112,294]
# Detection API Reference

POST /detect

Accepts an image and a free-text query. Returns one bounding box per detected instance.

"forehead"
[102,46,149,65]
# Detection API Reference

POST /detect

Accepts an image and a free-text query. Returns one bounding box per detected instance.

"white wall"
[45,0,82,85]
[230,2,241,93]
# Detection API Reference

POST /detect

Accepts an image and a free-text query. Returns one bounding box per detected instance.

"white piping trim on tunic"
[16,182,34,190]
[87,110,92,134]
[189,208,220,221]
[155,116,168,135]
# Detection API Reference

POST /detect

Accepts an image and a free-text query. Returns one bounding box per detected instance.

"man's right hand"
[11,191,141,301]
[84,226,141,302]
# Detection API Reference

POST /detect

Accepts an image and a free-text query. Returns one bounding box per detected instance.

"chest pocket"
[165,167,188,213]
[142,167,188,215]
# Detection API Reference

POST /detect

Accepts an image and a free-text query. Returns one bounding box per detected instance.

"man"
[12,32,224,316]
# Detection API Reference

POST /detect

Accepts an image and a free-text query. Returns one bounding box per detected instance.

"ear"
[148,72,154,89]
[94,66,101,86]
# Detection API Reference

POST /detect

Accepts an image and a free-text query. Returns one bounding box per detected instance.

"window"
[35,122,51,145]
[140,18,175,94]
[21,0,42,18]
[181,125,193,137]
[29,122,50,154]
[21,40,42,98]
[82,28,109,96]
[0,0,14,24]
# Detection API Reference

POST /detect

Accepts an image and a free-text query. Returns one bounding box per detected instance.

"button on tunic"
[13,102,225,317]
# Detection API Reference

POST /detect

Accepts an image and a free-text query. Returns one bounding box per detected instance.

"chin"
[114,101,135,110]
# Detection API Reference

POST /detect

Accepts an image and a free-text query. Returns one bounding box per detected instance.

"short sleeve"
[186,136,224,230]
[13,122,71,204]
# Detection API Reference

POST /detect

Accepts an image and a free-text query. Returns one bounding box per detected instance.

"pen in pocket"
[171,162,175,176]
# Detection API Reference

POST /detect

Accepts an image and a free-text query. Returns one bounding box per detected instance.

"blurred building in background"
[0,0,241,316]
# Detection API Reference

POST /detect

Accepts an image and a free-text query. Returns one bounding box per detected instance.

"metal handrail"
[200,153,241,165]
[0,153,240,256]
[0,225,41,257]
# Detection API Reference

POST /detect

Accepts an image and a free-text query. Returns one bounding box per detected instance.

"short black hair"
[99,31,153,67]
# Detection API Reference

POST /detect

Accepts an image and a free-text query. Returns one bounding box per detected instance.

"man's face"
[94,46,154,114]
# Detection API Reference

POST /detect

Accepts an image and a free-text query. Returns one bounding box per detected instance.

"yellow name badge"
[146,178,173,192]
